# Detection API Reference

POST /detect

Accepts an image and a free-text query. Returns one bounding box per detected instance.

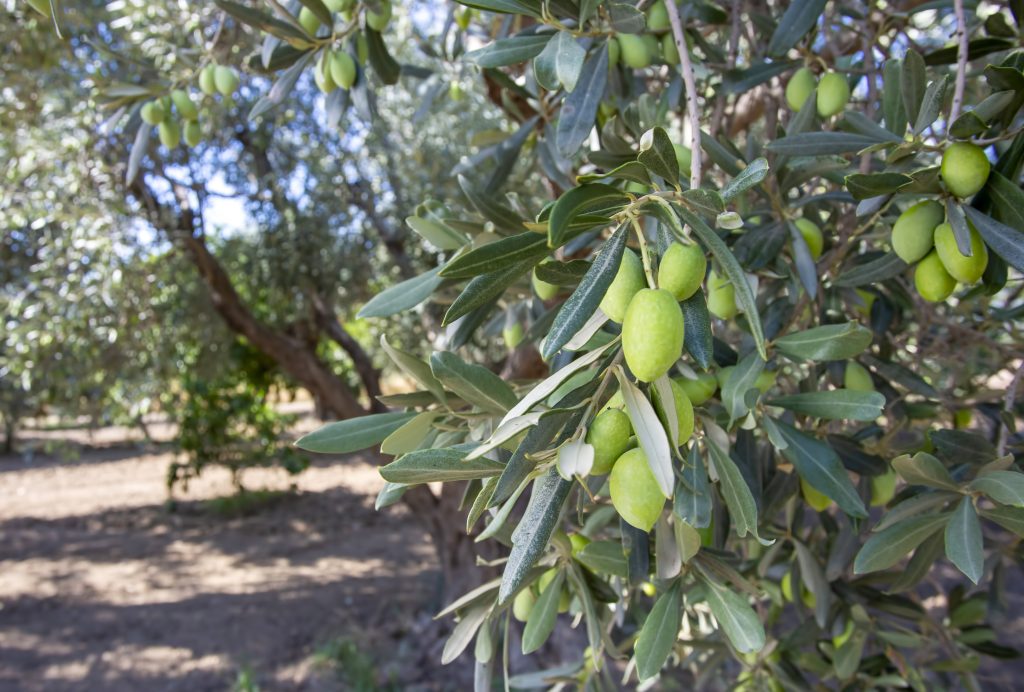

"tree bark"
[311,292,386,412]
[129,177,369,420]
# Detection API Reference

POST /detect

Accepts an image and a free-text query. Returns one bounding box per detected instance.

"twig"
[665,0,703,189]
[950,0,969,123]
[997,367,1023,456]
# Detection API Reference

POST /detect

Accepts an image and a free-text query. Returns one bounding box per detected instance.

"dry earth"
[0,422,456,691]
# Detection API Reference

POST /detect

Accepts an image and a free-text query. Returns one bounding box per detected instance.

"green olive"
[315,53,337,94]
[158,120,181,149]
[658,242,706,301]
[816,72,850,118]
[609,448,665,532]
[622,288,685,382]
[870,470,897,507]
[801,478,831,512]
[914,250,957,302]
[673,143,692,176]
[298,7,321,36]
[934,222,988,284]
[538,568,571,612]
[183,120,201,147]
[647,0,669,30]
[170,89,198,121]
[366,0,392,31]
[599,249,645,322]
[794,218,823,260]
[661,33,679,65]
[891,200,943,264]
[785,67,816,111]
[844,361,874,392]
[706,268,738,319]
[954,408,972,429]
[617,34,652,69]
[502,323,523,349]
[512,588,535,622]
[214,66,240,97]
[140,100,166,126]
[586,408,633,476]
[653,378,694,446]
[608,37,621,68]
[329,51,357,89]
[941,142,990,198]
[675,373,717,405]
[532,266,559,300]
[198,65,218,96]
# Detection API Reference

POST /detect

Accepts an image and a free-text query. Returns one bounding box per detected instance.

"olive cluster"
[609,0,684,70]
[300,0,390,95]
[139,66,239,149]
[785,66,851,118]
[892,143,992,302]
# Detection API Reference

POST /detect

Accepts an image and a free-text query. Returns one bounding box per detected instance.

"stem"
[665,0,703,189]
[632,218,657,288]
[997,367,1023,456]
[950,0,968,124]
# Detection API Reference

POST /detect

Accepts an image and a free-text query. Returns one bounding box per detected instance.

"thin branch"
[950,0,969,123]
[665,0,703,188]
[997,367,1023,456]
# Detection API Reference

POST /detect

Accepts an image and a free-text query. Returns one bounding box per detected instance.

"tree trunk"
[311,292,386,413]
[129,177,369,420]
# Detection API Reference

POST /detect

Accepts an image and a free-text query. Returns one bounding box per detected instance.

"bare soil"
[0,425,453,691]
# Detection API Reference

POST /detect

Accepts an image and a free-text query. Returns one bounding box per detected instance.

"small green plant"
[167,341,307,494]
[312,638,399,692]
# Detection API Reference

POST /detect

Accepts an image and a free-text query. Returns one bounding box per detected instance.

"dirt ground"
[0,422,455,691]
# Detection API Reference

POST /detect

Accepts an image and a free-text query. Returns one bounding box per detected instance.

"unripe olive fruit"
[801,478,831,512]
[455,6,473,30]
[954,408,972,429]
[183,120,201,147]
[607,38,620,68]
[198,65,218,95]
[314,61,337,93]
[870,470,897,507]
[512,587,535,622]
[323,0,346,10]
[298,7,321,36]
[538,569,571,612]
[794,218,823,260]
[934,222,988,284]
[366,0,392,31]
[781,572,816,608]
[214,66,240,97]
[647,0,669,30]
[653,378,694,445]
[891,200,943,264]
[622,289,685,382]
[661,33,679,65]
[833,620,855,650]
[844,361,874,392]
[356,33,369,62]
[502,322,523,349]
[601,389,624,413]
[568,533,590,555]
[609,448,665,531]
[617,34,651,69]
[914,250,956,302]
[586,408,633,476]
[329,51,357,89]
[449,83,464,101]
[158,120,181,149]
[599,249,645,322]
[816,71,850,118]
[941,142,990,198]
[675,373,717,405]
[785,67,816,111]
[140,100,166,125]
[672,144,692,177]
[532,267,559,300]
[755,370,777,393]
[706,268,738,319]
[658,242,706,301]
[170,89,198,120]
[642,35,659,60]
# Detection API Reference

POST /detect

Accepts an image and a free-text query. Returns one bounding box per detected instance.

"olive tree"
[26,0,1024,687]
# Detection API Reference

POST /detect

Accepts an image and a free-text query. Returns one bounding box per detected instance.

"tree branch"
[666,0,703,188]
[950,0,968,123]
